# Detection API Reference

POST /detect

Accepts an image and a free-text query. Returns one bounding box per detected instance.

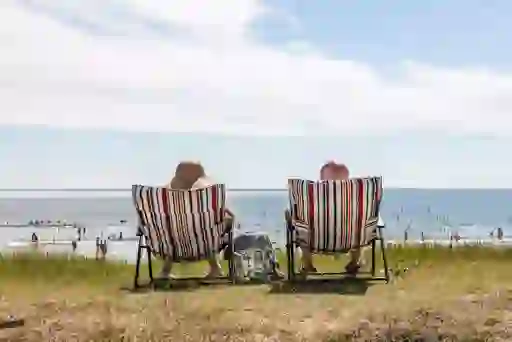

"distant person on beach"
[160,161,234,279]
[300,161,365,275]
[95,237,101,259]
[497,227,504,241]
[95,237,107,260]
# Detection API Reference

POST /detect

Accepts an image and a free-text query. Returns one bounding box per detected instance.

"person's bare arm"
[225,208,235,218]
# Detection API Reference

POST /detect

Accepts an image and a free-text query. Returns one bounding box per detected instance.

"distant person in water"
[101,240,108,259]
[300,161,364,275]
[31,232,39,250]
[160,161,234,279]
[453,231,461,242]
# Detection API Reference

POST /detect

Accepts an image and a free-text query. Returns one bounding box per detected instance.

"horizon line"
[0,187,511,192]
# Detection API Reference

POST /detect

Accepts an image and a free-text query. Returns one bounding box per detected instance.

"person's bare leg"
[205,254,224,278]
[345,248,364,274]
[159,258,175,278]
[270,251,284,278]
[349,248,361,263]
[300,248,317,272]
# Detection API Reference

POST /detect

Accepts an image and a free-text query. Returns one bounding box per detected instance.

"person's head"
[170,161,206,189]
[320,161,350,180]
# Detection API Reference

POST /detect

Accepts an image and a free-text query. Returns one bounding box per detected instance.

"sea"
[1,189,512,262]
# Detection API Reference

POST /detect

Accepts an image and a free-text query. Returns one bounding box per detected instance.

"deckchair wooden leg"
[285,212,290,280]
[285,211,296,282]
[134,235,143,289]
[378,227,390,282]
[288,229,295,281]
[371,239,376,277]
[227,228,235,282]
[285,211,291,281]
[147,245,154,285]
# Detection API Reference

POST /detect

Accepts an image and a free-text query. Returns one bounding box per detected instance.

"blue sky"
[257,0,512,68]
[1,0,512,188]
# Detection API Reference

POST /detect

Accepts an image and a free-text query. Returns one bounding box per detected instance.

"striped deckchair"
[285,177,389,282]
[131,183,234,288]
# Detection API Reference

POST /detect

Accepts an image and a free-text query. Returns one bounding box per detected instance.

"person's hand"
[225,208,235,218]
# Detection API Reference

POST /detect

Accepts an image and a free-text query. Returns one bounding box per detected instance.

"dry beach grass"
[1,246,512,341]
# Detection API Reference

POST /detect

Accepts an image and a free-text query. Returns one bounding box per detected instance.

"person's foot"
[205,268,224,279]
[158,272,178,280]
[298,265,317,277]
[344,261,360,276]
[271,269,285,279]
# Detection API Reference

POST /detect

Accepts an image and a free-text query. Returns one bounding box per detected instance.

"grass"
[1,246,512,341]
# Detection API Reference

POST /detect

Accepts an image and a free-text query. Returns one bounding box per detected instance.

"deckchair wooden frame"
[131,184,235,289]
[133,227,234,289]
[285,178,390,283]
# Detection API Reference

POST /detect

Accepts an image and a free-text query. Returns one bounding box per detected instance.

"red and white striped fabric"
[132,184,227,261]
[288,177,382,253]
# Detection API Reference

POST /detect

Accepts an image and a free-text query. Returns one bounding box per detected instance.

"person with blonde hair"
[160,161,234,279]
[300,161,364,275]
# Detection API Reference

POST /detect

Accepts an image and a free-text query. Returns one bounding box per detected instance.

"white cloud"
[1,0,512,136]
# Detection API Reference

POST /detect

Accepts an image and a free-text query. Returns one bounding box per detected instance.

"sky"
[1,0,512,189]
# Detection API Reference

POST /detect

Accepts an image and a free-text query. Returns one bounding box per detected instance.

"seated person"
[300,161,364,275]
[160,161,234,279]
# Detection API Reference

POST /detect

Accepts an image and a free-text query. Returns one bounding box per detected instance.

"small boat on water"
[1,220,80,228]
[1,224,78,228]
[106,231,139,241]
[107,236,139,242]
